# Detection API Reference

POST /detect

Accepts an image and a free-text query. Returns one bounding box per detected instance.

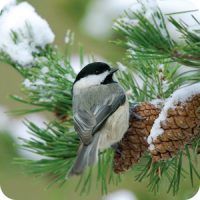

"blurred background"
[0,0,199,199]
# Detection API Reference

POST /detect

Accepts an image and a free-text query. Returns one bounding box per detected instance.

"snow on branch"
[0,0,16,13]
[115,0,200,43]
[0,1,55,66]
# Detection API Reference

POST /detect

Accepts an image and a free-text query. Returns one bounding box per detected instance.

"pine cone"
[150,94,200,162]
[114,94,200,173]
[114,103,161,174]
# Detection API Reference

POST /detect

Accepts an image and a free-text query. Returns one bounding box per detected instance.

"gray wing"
[73,84,126,145]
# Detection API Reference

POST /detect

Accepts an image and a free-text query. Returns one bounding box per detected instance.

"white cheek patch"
[73,71,109,93]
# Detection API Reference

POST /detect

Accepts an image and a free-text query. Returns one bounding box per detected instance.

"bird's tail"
[68,134,100,176]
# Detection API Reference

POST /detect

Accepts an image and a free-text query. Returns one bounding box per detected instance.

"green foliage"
[10,45,75,118]
[76,149,121,195]
[0,51,14,65]
[134,137,200,195]
[117,60,196,102]
[16,121,78,186]
[114,10,200,68]
[16,121,120,193]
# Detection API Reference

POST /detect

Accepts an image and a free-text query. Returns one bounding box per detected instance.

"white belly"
[98,98,129,150]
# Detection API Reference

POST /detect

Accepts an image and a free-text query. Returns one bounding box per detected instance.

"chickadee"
[69,62,129,176]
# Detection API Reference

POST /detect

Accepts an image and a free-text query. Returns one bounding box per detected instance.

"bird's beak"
[109,68,119,74]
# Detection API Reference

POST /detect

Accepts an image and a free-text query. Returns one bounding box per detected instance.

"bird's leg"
[111,142,123,157]
[129,103,144,121]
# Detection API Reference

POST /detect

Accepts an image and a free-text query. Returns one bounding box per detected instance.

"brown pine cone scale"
[114,94,200,173]
[150,94,200,162]
[114,103,161,174]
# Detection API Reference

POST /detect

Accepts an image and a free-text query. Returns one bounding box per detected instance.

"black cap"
[73,62,111,84]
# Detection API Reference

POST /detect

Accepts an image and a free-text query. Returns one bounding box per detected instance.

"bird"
[69,62,129,176]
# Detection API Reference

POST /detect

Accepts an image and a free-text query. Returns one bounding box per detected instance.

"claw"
[130,112,144,121]
[129,103,145,121]
[112,143,122,157]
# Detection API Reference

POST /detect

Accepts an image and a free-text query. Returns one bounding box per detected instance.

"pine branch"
[114,8,200,67]
[15,121,78,186]
[15,120,120,193]
[9,45,75,118]
[117,60,198,102]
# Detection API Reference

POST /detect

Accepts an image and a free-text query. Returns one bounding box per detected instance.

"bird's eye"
[95,70,99,73]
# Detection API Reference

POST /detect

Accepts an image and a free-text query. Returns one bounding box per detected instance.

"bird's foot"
[112,143,122,157]
[129,103,144,121]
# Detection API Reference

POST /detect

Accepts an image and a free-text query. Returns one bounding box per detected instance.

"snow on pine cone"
[114,84,200,173]
[149,94,200,162]
[114,102,161,174]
